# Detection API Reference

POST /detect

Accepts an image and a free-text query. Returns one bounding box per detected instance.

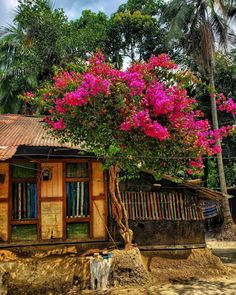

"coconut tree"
[167,0,236,235]
[0,0,72,113]
[0,23,42,113]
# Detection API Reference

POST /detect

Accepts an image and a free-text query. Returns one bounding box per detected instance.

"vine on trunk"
[109,165,133,249]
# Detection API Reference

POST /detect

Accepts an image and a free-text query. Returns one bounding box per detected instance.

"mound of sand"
[142,248,228,284]
[109,248,149,287]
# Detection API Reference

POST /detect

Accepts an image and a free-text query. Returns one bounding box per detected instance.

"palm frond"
[210,8,228,49]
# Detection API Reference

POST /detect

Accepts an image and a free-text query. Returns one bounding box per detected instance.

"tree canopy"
[21,52,235,178]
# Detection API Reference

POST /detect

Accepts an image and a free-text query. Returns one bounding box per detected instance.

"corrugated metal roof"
[0,114,79,161]
[163,174,227,201]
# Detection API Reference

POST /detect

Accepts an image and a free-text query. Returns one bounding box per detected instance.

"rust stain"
[0,114,80,161]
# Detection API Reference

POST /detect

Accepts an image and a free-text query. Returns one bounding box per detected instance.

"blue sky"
[0,0,127,27]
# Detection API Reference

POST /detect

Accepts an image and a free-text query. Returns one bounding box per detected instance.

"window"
[65,162,90,240]
[65,163,90,219]
[66,182,89,218]
[12,163,37,220]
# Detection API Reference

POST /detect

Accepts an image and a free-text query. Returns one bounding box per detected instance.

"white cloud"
[54,0,125,20]
[0,0,19,27]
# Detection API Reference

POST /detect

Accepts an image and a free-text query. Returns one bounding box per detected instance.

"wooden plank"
[135,192,138,220]
[89,162,93,238]
[132,192,135,220]
[170,193,174,220]
[0,163,9,198]
[41,163,63,198]
[66,177,89,182]
[180,193,186,220]
[176,193,181,220]
[0,202,8,241]
[92,199,106,238]
[152,192,156,220]
[41,201,63,239]
[10,220,38,225]
[92,162,104,197]
[137,192,141,220]
[147,192,152,220]
[66,217,90,223]
[139,244,206,250]
[160,193,165,219]
[128,192,132,220]
[40,197,63,202]
[156,192,162,220]
[0,199,8,203]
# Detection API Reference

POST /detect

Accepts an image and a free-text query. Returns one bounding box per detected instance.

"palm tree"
[0,24,38,113]
[0,0,69,114]
[167,0,236,236]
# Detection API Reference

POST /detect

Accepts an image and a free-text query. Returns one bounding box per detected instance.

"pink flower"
[51,118,66,130]
[55,99,67,114]
[212,145,222,154]
[120,121,132,131]
[147,54,177,70]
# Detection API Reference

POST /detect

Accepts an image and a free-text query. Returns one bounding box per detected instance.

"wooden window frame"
[9,161,40,242]
[63,161,92,240]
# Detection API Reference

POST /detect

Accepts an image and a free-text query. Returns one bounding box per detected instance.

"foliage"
[0,0,72,113]
[0,1,109,113]
[106,1,168,68]
[21,52,235,179]
[207,157,220,188]
[70,10,109,59]
[117,0,165,16]
[165,0,236,76]
[0,25,38,113]
[214,51,236,100]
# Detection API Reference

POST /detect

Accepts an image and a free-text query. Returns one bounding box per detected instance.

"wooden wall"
[41,163,63,198]
[40,163,63,239]
[0,160,107,243]
[41,201,63,239]
[0,163,9,241]
[92,162,106,239]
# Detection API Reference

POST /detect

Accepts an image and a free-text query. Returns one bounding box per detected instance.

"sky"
[0,0,127,27]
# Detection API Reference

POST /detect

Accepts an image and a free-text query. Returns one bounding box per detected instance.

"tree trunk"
[209,66,235,232]
[109,165,133,249]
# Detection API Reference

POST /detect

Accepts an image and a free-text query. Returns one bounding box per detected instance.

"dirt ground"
[1,240,236,294]
[74,240,236,295]
[109,240,236,295]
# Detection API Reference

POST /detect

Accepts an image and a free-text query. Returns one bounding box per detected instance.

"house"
[0,114,226,248]
[108,174,225,248]
[0,114,107,244]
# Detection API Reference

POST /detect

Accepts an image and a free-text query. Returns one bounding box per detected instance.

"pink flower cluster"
[216,93,236,114]
[55,73,110,110]
[147,54,177,70]
[121,110,169,140]
[44,52,234,172]
[45,117,66,130]
[53,71,81,89]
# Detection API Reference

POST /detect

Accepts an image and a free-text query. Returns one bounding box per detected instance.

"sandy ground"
[77,240,236,295]
[1,241,235,294]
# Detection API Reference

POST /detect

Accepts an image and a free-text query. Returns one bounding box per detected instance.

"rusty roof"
[0,114,80,161]
[163,174,228,201]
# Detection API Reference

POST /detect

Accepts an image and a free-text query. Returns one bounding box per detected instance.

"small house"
[109,174,225,248]
[0,114,107,244]
[0,114,225,248]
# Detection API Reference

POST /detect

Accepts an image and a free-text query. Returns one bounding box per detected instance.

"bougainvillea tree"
[22,52,236,247]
